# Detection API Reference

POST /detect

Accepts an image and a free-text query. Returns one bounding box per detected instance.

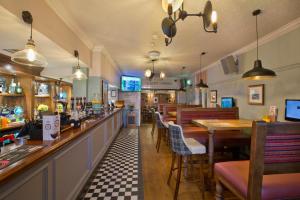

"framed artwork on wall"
[111,90,116,97]
[153,97,158,104]
[248,84,264,105]
[210,90,217,103]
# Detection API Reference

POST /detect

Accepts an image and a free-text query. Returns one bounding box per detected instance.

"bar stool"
[168,122,206,200]
[155,112,168,153]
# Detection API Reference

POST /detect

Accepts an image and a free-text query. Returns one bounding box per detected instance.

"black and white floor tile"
[79,128,143,200]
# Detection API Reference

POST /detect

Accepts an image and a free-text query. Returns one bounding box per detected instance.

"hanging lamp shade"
[242,60,276,80]
[161,0,183,13]
[144,69,152,78]
[11,11,47,67]
[72,67,87,80]
[242,9,276,80]
[196,52,209,88]
[72,50,87,80]
[11,39,47,67]
[160,72,166,79]
[196,79,208,88]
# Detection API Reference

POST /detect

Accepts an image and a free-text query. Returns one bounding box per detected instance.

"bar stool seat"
[184,138,206,154]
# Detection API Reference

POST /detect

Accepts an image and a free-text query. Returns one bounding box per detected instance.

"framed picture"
[111,90,116,97]
[210,90,217,103]
[248,84,264,105]
[153,97,158,104]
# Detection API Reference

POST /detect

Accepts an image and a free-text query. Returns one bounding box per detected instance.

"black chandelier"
[161,0,218,46]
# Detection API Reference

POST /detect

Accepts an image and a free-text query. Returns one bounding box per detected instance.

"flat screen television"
[285,99,300,121]
[121,76,141,92]
[221,97,234,108]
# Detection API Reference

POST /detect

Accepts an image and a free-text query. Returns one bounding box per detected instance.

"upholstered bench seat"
[215,161,300,200]
[183,126,208,144]
[163,116,177,122]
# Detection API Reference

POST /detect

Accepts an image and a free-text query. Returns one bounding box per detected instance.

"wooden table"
[168,111,177,117]
[192,119,253,178]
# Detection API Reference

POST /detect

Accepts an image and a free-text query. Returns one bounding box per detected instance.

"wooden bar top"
[0,108,123,184]
[0,122,25,132]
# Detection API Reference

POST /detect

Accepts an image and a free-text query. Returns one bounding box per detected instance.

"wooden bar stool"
[154,112,169,152]
[167,123,206,200]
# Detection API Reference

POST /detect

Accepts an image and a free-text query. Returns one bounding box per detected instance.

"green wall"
[207,26,300,121]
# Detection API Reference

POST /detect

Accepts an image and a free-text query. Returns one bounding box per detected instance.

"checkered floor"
[79,128,143,200]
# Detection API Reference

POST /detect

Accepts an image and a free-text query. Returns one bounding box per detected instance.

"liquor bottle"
[16,82,23,94]
[8,79,16,94]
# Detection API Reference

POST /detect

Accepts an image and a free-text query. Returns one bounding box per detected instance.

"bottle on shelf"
[8,79,16,94]
[16,82,23,94]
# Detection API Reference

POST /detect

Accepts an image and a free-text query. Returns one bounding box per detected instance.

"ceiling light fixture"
[161,0,218,46]
[242,9,276,80]
[144,69,152,78]
[11,11,47,67]
[196,52,208,88]
[72,50,87,80]
[148,50,161,61]
[160,71,166,79]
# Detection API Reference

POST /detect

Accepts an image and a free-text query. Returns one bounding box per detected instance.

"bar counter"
[0,108,124,200]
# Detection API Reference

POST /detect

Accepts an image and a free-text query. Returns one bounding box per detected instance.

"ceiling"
[0,5,88,82]
[46,0,300,78]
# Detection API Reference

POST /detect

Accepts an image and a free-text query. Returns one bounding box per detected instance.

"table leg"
[208,130,215,188]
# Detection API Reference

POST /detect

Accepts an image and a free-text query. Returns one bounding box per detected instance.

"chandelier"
[144,51,166,80]
[161,0,218,46]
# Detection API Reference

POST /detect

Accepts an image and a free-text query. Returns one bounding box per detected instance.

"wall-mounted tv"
[121,76,141,92]
[285,99,300,121]
[221,97,235,108]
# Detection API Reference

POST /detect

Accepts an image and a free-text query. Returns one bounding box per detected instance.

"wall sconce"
[161,0,218,46]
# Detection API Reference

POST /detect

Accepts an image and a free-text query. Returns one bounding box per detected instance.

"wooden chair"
[150,108,156,136]
[168,123,206,200]
[215,121,300,200]
[155,112,169,152]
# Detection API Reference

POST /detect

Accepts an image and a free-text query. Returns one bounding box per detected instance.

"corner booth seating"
[215,121,300,200]
[176,107,250,151]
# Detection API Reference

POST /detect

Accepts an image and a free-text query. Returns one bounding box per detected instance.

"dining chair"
[151,108,156,136]
[154,112,168,152]
[215,121,300,200]
[168,122,206,200]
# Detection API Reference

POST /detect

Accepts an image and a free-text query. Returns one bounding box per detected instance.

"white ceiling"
[46,0,300,78]
[0,5,88,82]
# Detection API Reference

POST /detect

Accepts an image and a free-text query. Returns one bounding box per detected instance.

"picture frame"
[111,90,116,97]
[248,84,264,105]
[153,97,158,104]
[210,90,217,103]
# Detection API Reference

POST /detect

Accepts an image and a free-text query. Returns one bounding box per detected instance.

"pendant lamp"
[72,50,87,80]
[11,11,47,67]
[196,52,208,88]
[242,9,276,80]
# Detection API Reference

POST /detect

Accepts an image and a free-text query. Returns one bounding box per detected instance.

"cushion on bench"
[215,161,300,200]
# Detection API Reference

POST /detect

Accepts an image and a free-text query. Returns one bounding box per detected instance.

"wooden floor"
[140,124,238,200]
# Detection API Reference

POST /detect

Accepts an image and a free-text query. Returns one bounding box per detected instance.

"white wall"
[206,26,300,121]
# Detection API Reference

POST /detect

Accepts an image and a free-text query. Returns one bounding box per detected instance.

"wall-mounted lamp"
[162,0,218,46]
